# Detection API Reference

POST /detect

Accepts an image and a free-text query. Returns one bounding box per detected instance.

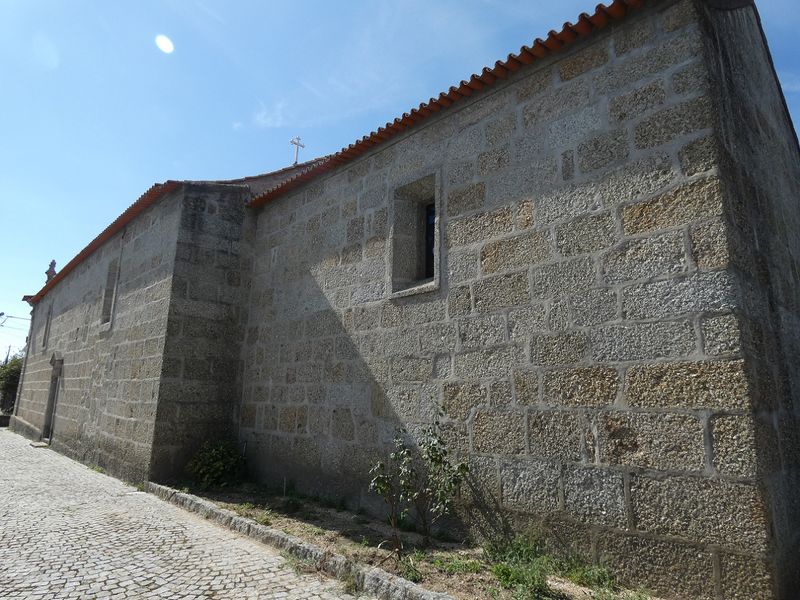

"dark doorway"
[41,354,63,443]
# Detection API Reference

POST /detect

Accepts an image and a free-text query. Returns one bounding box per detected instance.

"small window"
[42,307,52,350]
[391,174,439,295]
[101,258,120,324]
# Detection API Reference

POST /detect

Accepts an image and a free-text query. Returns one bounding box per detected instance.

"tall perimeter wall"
[239,1,797,597]
[12,183,248,483]
[12,189,185,481]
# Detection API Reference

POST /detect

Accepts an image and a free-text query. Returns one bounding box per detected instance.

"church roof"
[248,0,645,208]
[26,0,645,305]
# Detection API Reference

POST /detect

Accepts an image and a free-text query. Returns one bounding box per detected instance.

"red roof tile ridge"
[24,181,182,305]
[249,0,645,209]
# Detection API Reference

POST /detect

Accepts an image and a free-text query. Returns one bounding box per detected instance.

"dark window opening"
[424,203,435,279]
[391,174,438,294]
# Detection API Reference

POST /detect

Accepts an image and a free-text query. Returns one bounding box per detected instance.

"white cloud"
[232,121,243,130]
[253,100,288,128]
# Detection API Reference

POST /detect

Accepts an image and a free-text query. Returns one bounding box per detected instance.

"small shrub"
[400,555,423,583]
[185,440,243,488]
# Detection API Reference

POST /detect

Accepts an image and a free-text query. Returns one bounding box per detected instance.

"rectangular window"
[42,307,52,350]
[101,258,120,324]
[391,174,439,295]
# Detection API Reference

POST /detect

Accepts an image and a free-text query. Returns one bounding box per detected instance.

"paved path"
[0,430,365,600]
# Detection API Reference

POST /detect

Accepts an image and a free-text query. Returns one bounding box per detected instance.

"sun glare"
[155,34,174,54]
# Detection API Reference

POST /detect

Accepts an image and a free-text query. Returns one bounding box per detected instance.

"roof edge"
[249,0,645,209]
[24,180,182,306]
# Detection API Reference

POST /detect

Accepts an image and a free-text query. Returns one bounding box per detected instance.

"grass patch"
[280,551,317,574]
[485,535,628,599]
[431,556,484,575]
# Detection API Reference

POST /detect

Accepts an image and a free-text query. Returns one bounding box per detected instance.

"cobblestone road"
[0,430,366,600]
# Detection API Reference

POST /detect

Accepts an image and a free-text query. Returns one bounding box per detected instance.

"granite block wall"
[699,2,800,597]
[239,1,795,597]
[149,183,249,480]
[12,188,184,481]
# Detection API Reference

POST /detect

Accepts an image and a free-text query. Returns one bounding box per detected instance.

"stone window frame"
[387,171,441,298]
[99,257,121,329]
[41,305,52,352]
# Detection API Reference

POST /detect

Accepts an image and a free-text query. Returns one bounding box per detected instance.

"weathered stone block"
[691,218,729,269]
[609,80,666,122]
[613,17,655,56]
[622,270,739,320]
[390,357,432,382]
[331,407,354,441]
[559,42,609,81]
[530,332,589,366]
[448,285,472,318]
[528,410,591,462]
[442,381,485,421]
[679,134,719,177]
[516,199,534,229]
[454,345,524,378]
[599,411,705,472]
[523,79,591,129]
[590,320,696,362]
[500,459,560,513]
[672,61,709,96]
[473,272,530,312]
[594,30,702,94]
[478,146,510,176]
[634,96,714,149]
[516,67,553,102]
[458,314,507,350]
[602,231,686,283]
[577,129,629,173]
[597,532,715,600]
[555,212,617,256]
[447,182,485,217]
[661,0,698,32]
[480,231,552,274]
[571,288,617,326]
[419,322,457,354]
[542,367,619,407]
[513,369,539,405]
[472,410,526,455]
[626,360,749,410]
[508,305,548,341]
[447,206,513,248]
[631,475,769,552]
[702,313,741,356]
[622,177,724,234]
[448,249,478,283]
[712,415,759,479]
[530,258,596,300]
[563,465,626,527]
[719,554,775,600]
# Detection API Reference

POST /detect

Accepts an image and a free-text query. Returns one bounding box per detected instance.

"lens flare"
[155,34,174,54]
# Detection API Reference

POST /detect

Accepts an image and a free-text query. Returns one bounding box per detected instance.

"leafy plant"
[400,555,423,583]
[409,423,469,539]
[432,556,483,574]
[185,440,244,488]
[369,435,413,557]
[369,426,469,555]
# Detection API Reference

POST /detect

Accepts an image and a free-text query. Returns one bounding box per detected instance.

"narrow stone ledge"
[144,482,453,600]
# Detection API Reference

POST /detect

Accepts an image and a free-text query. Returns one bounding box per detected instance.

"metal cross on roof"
[289,136,305,165]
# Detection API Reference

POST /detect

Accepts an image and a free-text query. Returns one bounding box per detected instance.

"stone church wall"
[700,4,800,597]
[12,189,184,482]
[238,1,792,597]
[149,183,249,480]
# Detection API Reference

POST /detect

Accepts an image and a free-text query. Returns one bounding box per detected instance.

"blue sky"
[1,0,799,353]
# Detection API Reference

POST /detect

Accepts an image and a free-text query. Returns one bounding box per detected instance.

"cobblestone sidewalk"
[0,430,366,599]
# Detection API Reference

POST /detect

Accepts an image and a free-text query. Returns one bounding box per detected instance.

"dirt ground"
[195,485,653,600]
